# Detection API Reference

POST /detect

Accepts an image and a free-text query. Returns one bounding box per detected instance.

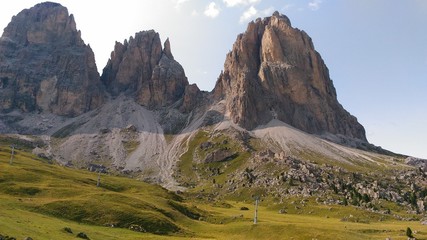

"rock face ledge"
[0,2,104,116]
[213,11,367,141]
[101,31,193,110]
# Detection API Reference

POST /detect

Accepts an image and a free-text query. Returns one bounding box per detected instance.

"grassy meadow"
[1,143,427,239]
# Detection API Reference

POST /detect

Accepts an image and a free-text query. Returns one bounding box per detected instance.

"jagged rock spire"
[101,31,196,109]
[213,12,367,141]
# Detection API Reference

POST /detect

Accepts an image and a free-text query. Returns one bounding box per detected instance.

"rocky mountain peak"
[101,30,162,96]
[213,12,367,142]
[0,2,104,116]
[163,38,174,60]
[2,2,82,47]
[101,30,197,110]
[270,10,292,26]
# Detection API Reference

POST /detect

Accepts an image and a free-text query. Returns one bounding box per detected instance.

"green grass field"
[1,145,427,240]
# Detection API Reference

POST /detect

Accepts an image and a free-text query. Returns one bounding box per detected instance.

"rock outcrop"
[0,2,104,116]
[180,84,203,113]
[406,157,427,172]
[101,32,193,109]
[213,11,366,141]
[204,149,237,163]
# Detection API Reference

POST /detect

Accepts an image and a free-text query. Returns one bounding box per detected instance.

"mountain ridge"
[0,2,413,190]
[1,3,365,144]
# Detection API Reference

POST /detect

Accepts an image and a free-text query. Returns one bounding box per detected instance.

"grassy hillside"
[1,143,427,239]
[0,143,194,239]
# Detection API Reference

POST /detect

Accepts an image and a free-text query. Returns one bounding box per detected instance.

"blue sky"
[1,1,426,158]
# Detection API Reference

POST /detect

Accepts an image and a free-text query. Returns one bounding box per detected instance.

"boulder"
[76,232,89,239]
[204,149,237,163]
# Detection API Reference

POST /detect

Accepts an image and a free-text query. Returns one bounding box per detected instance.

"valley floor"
[1,143,427,240]
[2,196,427,240]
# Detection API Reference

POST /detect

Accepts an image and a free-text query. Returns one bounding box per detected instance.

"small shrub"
[0,234,17,240]
[406,227,413,238]
[362,194,370,203]
[342,197,348,206]
[168,200,202,220]
[240,207,249,211]
[76,232,89,239]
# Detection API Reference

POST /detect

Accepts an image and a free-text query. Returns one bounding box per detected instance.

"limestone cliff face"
[0,2,104,116]
[214,12,366,141]
[101,32,192,109]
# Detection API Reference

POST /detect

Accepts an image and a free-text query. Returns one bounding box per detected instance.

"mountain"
[213,12,366,143]
[1,2,427,219]
[0,2,104,117]
[0,4,364,144]
[101,31,196,110]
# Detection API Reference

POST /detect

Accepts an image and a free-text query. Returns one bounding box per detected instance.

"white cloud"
[204,2,221,18]
[308,0,322,11]
[238,6,275,23]
[262,6,274,16]
[177,0,190,4]
[239,6,257,23]
[191,10,199,16]
[223,0,261,8]
[175,0,191,10]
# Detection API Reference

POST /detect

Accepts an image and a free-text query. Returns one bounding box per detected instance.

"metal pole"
[9,145,14,165]
[254,198,259,224]
[97,171,101,187]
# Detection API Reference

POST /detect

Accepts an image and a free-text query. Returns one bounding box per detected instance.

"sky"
[0,1,426,159]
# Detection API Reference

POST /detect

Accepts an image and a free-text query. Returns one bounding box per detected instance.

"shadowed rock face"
[0,2,104,116]
[101,32,192,109]
[180,84,203,113]
[213,11,367,141]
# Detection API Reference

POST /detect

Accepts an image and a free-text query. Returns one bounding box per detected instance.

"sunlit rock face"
[213,11,367,142]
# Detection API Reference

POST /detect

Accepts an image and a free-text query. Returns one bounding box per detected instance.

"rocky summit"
[101,31,192,110]
[214,12,366,142]
[0,2,104,116]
